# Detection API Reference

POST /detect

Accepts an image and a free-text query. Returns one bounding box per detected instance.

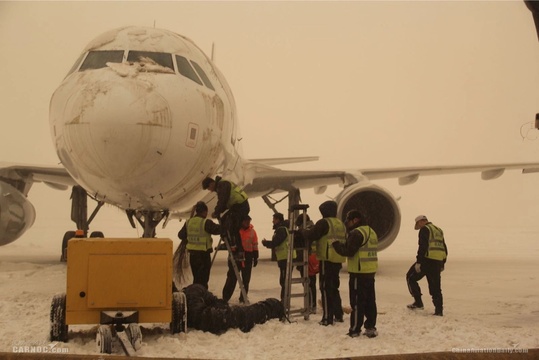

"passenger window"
[127,51,174,71]
[79,50,124,71]
[190,61,215,91]
[175,55,203,85]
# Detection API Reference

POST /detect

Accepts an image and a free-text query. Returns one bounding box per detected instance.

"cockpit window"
[79,50,124,71]
[191,61,215,91]
[127,51,174,71]
[66,52,86,77]
[175,55,203,86]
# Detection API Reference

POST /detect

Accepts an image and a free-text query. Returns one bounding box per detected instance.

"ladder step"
[291,204,309,211]
[290,293,307,298]
[288,308,309,316]
[290,278,307,284]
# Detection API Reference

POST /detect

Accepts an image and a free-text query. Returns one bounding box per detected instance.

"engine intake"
[335,182,401,251]
[0,181,36,246]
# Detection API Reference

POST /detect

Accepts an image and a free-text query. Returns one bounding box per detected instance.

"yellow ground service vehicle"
[49,238,186,355]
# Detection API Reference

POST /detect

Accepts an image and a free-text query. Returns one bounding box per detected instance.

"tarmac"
[0,349,538,360]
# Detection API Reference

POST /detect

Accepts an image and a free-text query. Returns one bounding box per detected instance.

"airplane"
[2,26,539,257]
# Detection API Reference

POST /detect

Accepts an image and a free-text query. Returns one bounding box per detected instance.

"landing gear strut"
[60,186,105,261]
[126,209,170,238]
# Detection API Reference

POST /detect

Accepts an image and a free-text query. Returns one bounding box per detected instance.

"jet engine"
[335,182,401,251]
[0,181,36,246]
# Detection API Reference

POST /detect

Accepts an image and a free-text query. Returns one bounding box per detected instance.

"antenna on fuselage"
[153,20,156,28]
[211,42,215,62]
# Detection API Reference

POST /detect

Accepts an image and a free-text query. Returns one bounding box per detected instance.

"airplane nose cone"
[58,78,172,181]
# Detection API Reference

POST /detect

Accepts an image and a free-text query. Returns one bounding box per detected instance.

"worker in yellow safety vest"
[262,213,296,301]
[332,210,378,338]
[202,176,250,261]
[178,201,221,288]
[406,215,448,316]
[302,200,346,326]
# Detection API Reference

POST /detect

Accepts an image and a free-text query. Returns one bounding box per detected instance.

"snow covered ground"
[0,223,538,359]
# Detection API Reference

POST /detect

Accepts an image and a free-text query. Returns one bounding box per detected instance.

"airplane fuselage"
[50,27,242,214]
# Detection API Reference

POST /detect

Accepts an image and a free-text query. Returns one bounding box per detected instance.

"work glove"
[261,239,270,248]
[414,263,421,273]
[253,250,259,267]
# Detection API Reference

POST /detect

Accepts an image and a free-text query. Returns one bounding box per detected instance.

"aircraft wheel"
[90,231,104,238]
[125,323,142,350]
[49,293,68,342]
[170,291,187,334]
[96,325,113,354]
[60,231,75,262]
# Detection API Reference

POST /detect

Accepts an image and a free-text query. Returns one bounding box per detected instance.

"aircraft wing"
[0,162,76,193]
[242,160,539,195]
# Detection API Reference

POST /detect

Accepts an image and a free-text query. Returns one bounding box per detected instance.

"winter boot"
[407,296,424,310]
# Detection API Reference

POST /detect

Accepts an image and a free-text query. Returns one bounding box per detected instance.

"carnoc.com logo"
[11,340,69,354]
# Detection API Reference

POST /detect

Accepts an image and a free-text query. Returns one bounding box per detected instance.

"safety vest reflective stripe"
[425,224,447,261]
[223,180,248,208]
[317,218,346,263]
[186,218,212,251]
[241,228,257,252]
[348,226,378,274]
[275,226,296,261]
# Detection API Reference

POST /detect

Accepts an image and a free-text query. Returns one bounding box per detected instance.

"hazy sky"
[1,1,539,250]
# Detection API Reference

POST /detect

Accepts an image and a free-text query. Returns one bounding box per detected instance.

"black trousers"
[221,201,250,252]
[406,259,443,311]
[222,252,254,302]
[277,259,287,302]
[319,261,343,324]
[189,250,211,289]
[349,274,377,333]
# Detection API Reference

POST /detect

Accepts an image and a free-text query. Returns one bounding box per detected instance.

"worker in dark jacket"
[202,176,250,260]
[333,210,378,338]
[406,215,448,316]
[302,200,346,326]
[262,213,295,301]
[178,201,221,288]
[222,215,259,303]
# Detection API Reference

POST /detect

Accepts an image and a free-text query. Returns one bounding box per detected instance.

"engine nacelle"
[335,182,401,251]
[0,181,36,246]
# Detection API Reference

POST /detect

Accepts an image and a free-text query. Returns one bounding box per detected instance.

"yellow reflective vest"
[275,226,296,261]
[186,217,212,251]
[348,226,378,274]
[223,180,248,208]
[316,218,346,263]
[425,223,447,261]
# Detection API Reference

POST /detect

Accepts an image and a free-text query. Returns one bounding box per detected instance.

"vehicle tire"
[170,291,187,334]
[126,323,142,350]
[96,325,113,354]
[60,231,76,262]
[90,231,104,238]
[50,293,68,342]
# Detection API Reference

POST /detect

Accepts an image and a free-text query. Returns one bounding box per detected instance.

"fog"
[1,1,539,254]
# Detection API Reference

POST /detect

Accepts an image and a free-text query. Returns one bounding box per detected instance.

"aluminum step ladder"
[212,229,250,305]
[283,204,310,321]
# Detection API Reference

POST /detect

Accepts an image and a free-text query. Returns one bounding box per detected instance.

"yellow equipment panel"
[65,238,173,325]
